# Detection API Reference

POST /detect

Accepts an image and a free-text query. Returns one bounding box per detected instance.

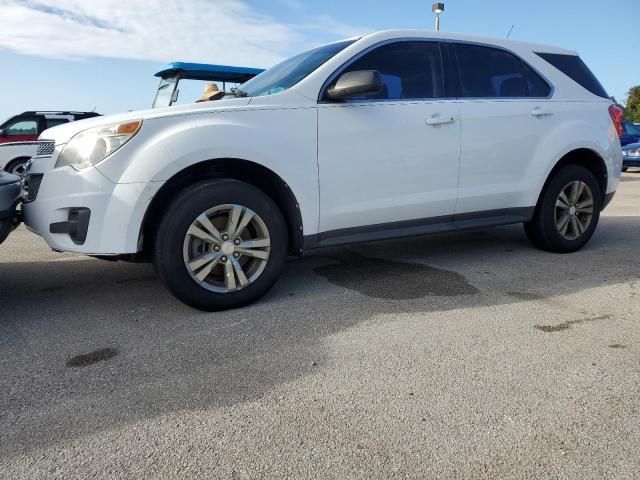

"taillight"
[608,104,624,137]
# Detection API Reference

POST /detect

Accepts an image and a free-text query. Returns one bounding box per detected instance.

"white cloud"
[0,0,368,67]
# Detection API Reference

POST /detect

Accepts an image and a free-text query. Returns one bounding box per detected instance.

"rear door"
[452,43,555,215]
[317,40,461,237]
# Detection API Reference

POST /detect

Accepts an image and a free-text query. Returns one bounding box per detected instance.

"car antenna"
[506,24,515,38]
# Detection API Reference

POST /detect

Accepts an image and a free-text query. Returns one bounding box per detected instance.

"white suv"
[23,30,623,311]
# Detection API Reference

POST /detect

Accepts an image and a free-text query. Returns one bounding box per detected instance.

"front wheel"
[5,158,28,176]
[152,179,288,311]
[524,165,602,253]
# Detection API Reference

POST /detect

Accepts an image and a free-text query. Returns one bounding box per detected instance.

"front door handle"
[426,114,456,126]
[531,106,553,117]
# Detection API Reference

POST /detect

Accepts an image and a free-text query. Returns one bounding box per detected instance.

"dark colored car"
[0,171,21,245]
[0,111,101,145]
[622,142,640,172]
[621,120,640,146]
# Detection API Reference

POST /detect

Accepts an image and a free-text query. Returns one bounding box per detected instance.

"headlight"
[55,120,142,170]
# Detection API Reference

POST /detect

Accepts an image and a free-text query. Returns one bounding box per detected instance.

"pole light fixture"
[432,3,445,31]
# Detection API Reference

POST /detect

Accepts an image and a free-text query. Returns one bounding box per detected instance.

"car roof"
[20,111,100,116]
[360,30,577,55]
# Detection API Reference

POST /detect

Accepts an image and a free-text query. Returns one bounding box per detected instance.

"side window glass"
[455,44,529,98]
[46,119,70,129]
[338,41,444,100]
[5,119,37,136]
[522,62,551,97]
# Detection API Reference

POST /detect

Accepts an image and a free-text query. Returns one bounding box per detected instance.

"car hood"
[39,96,253,145]
[622,142,640,151]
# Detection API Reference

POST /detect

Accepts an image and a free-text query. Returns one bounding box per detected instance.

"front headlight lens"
[55,120,142,170]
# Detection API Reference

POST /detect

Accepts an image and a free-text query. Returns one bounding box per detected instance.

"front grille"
[36,141,55,157]
[24,174,43,202]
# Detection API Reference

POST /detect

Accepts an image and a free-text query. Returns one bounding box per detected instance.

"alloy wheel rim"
[182,204,271,293]
[554,181,594,241]
[11,163,26,176]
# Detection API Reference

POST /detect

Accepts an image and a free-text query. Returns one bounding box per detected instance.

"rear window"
[535,52,608,98]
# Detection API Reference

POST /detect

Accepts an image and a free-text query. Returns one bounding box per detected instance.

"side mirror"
[326,70,383,101]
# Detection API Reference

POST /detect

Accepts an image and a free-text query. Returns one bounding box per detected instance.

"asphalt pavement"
[1,173,639,479]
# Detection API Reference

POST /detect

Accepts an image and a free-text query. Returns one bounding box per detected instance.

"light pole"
[432,3,444,31]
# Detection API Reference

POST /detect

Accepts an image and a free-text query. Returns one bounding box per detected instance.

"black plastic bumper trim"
[49,208,91,245]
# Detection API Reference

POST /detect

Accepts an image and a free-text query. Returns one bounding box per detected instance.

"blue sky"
[0,0,638,122]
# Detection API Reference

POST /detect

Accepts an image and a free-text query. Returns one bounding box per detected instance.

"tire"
[5,158,29,176]
[152,179,288,311]
[524,165,602,253]
[622,167,628,172]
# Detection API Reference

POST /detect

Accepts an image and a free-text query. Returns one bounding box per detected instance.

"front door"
[317,40,461,239]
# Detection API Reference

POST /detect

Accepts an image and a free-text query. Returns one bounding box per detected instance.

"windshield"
[153,75,179,108]
[238,40,356,98]
[623,121,640,136]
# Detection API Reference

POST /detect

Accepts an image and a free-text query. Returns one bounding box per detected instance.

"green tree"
[625,86,640,123]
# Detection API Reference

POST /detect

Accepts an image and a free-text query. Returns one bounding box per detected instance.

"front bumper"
[623,156,640,168]
[22,155,163,255]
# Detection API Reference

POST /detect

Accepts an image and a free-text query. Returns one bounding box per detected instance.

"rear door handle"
[426,114,456,125]
[531,107,553,117]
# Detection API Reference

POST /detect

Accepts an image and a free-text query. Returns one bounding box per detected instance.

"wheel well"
[140,159,304,257]
[4,157,30,172]
[541,149,608,206]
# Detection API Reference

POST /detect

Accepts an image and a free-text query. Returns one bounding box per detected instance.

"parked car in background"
[0,111,100,174]
[23,30,622,311]
[621,120,640,146]
[0,171,21,246]
[622,142,640,171]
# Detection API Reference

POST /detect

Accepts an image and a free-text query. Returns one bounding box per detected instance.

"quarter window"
[454,44,549,98]
[335,41,444,100]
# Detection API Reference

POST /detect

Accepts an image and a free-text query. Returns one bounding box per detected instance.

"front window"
[4,118,37,136]
[238,40,356,98]
[332,41,445,101]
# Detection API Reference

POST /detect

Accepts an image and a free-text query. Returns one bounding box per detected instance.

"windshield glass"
[153,75,179,108]
[623,121,640,135]
[238,40,356,98]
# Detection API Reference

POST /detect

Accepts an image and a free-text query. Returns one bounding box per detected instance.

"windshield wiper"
[230,87,248,98]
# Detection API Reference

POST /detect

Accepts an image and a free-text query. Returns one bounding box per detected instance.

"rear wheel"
[152,179,288,311]
[524,165,601,253]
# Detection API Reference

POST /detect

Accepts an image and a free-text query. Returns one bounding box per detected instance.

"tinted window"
[522,62,551,97]
[45,119,69,129]
[5,119,37,135]
[535,52,608,98]
[455,44,535,98]
[337,41,444,100]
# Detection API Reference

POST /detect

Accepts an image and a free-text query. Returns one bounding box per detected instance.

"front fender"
[95,107,320,236]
